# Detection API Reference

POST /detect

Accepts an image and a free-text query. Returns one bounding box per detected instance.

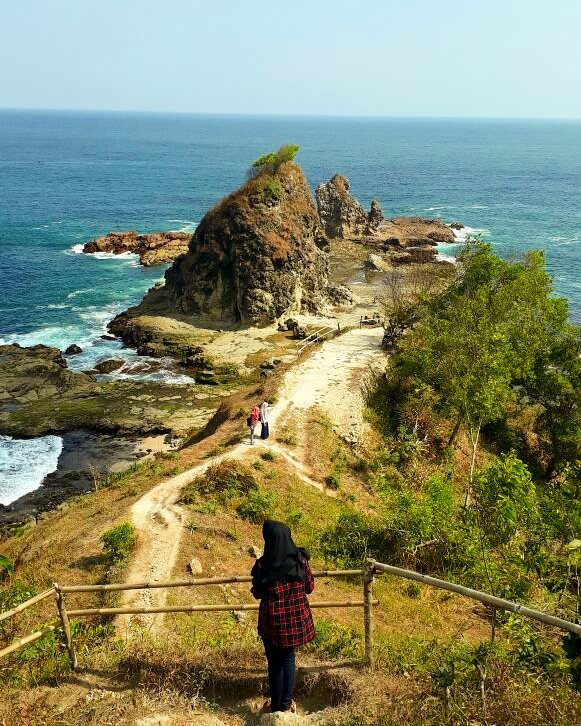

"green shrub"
[250,144,300,177]
[0,554,14,577]
[237,487,277,524]
[325,471,341,490]
[100,522,136,563]
[260,450,275,461]
[180,460,257,505]
[260,176,283,202]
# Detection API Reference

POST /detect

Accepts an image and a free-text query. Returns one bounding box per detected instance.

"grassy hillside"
[1,244,579,725]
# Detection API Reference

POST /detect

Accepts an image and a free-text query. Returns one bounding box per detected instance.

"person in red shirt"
[251,520,315,713]
[247,404,261,445]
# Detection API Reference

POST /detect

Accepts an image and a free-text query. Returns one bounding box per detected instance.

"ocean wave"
[68,243,85,254]
[436,253,457,264]
[92,250,140,261]
[0,434,63,505]
[167,218,198,233]
[452,225,489,242]
[67,287,96,299]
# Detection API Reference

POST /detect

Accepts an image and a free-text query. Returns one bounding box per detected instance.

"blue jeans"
[262,638,296,712]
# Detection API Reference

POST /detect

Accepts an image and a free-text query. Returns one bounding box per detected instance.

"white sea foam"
[452,225,489,242]
[0,435,63,505]
[436,253,457,264]
[92,251,139,261]
[67,288,95,299]
[69,243,85,254]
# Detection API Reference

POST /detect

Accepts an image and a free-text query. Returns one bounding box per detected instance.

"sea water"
[1,111,580,502]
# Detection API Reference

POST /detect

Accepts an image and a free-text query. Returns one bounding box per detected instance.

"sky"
[1,0,581,118]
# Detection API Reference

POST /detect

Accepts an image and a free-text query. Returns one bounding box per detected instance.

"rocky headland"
[2,151,462,525]
[83,230,192,266]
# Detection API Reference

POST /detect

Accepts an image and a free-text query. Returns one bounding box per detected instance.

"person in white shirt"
[260,401,270,440]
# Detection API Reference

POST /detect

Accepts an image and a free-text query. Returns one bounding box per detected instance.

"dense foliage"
[323,243,580,631]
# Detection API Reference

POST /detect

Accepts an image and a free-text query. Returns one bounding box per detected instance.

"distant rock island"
[83,230,191,266]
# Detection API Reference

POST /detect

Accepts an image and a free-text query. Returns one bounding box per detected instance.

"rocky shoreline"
[1,155,462,529]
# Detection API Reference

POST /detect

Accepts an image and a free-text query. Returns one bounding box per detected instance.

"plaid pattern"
[256,559,315,648]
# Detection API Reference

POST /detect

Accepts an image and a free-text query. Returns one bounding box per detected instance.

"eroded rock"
[83,230,191,266]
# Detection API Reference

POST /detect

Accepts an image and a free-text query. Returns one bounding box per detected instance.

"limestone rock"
[325,285,356,306]
[450,221,465,230]
[188,558,203,575]
[364,253,390,272]
[83,230,191,266]
[315,174,378,239]
[118,163,329,327]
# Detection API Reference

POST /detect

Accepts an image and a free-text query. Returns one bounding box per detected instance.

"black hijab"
[252,520,308,586]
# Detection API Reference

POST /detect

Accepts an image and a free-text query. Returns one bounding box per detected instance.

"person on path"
[251,520,315,714]
[247,404,260,444]
[260,400,270,440]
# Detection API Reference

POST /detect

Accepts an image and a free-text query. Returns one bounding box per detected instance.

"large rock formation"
[83,230,192,266]
[123,163,329,327]
[315,174,383,239]
[315,174,456,253]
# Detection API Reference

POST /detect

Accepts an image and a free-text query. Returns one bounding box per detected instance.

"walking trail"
[119,326,384,632]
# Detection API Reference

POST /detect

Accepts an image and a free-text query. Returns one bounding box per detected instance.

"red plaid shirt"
[252,559,315,648]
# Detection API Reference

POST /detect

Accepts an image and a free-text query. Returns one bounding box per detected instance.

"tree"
[391,243,572,500]
[249,144,300,178]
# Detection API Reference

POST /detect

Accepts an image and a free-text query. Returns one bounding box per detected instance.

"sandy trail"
[119,326,383,633]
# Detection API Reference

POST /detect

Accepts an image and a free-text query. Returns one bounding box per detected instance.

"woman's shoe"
[260,699,271,713]
[289,700,297,713]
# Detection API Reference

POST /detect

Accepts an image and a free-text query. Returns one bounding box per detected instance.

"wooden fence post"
[363,561,375,668]
[53,583,78,671]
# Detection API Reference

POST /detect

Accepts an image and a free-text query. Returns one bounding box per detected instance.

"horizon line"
[1,106,581,122]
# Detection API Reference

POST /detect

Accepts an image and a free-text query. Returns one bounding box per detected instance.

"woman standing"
[251,520,315,714]
[260,400,270,440]
[247,404,260,444]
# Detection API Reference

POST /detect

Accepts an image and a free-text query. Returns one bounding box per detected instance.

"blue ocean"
[1,111,580,502]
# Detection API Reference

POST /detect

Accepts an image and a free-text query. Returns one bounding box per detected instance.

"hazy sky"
[2,0,581,118]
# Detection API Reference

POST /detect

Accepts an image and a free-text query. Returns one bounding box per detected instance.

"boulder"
[188,558,203,575]
[248,545,261,558]
[83,230,192,266]
[260,359,276,370]
[197,369,218,385]
[64,344,82,355]
[450,221,465,230]
[94,359,125,374]
[325,285,356,307]
[364,253,390,272]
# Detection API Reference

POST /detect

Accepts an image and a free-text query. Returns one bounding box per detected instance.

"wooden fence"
[2,560,578,672]
[0,567,376,671]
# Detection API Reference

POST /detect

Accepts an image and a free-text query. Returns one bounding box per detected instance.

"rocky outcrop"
[0,344,220,439]
[114,163,329,328]
[315,174,457,256]
[83,230,192,266]
[316,174,383,240]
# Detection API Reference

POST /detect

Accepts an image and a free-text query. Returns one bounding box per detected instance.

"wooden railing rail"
[0,567,376,670]
[369,560,581,636]
[60,568,364,594]
[0,587,55,623]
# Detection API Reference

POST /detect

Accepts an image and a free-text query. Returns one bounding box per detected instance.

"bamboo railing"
[2,560,579,672]
[369,560,581,636]
[0,567,374,670]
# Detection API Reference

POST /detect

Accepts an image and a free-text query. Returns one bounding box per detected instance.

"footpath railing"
[0,566,377,671]
[2,560,578,672]
[296,315,384,355]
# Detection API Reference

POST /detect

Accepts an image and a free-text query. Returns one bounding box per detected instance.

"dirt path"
[119,326,384,633]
